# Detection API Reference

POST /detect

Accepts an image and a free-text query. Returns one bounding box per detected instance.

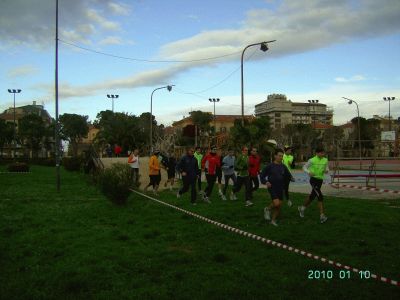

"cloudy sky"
[1,0,399,126]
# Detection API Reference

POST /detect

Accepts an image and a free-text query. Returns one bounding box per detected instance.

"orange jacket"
[149,155,160,175]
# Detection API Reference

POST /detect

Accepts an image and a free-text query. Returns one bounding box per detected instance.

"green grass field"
[0,165,399,299]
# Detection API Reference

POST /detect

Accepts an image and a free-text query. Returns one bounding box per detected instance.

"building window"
[275,113,281,117]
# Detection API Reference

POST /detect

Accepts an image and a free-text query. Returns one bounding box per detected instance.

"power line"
[173,47,259,95]
[59,39,242,63]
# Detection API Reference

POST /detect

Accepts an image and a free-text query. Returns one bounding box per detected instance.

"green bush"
[7,162,30,172]
[62,157,82,172]
[97,163,132,205]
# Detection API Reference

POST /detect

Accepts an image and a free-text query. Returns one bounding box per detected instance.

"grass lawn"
[0,165,399,300]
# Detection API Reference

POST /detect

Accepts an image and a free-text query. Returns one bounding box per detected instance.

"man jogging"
[260,149,292,226]
[298,147,329,223]
[221,149,236,201]
[201,146,221,203]
[282,146,294,207]
[176,147,199,205]
[194,146,203,194]
[232,146,252,206]
[248,147,261,201]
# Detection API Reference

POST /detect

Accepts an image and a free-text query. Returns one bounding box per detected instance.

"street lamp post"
[150,85,174,153]
[7,89,22,158]
[343,97,362,170]
[383,97,396,131]
[107,94,119,112]
[241,40,276,126]
[209,98,220,135]
[307,99,319,128]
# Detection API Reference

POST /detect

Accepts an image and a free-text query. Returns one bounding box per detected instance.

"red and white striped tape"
[294,177,400,194]
[131,189,400,287]
[330,183,400,194]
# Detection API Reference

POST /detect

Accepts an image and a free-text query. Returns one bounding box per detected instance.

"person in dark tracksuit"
[176,147,199,205]
[260,149,292,226]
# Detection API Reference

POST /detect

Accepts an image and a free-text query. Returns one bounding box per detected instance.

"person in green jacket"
[283,146,295,207]
[232,146,252,206]
[298,147,330,223]
[194,146,203,194]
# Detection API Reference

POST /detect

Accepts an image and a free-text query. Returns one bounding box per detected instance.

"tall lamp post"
[343,97,362,170]
[150,85,174,153]
[107,94,119,112]
[383,97,396,131]
[307,99,319,128]
[241,40,276,126]
[209,98,220,135]
[7,89,22,158]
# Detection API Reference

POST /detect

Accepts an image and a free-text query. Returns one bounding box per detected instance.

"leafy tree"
[0,119,14,157]
[59,113,89,157]
[350,117,381,154]
[229,116,272,150]
[18,114,47,158]
[94,111,147,154]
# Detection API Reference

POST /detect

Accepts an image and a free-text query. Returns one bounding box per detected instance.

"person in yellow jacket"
[298,147,329,223]
[282,146,295,207]
[144,149,161,195]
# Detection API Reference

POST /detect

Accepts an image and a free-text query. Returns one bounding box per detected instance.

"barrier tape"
[330,183,400,194]
[131,189,399,287]
[294,178,400,194]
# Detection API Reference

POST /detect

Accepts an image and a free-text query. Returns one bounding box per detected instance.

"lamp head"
[348,100,352,105]
[260,42,269,52]
[17,89,21,93]
[8,89,12,93]
[167,85,172,92]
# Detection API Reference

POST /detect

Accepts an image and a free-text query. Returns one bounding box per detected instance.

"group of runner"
[176,145,330,226]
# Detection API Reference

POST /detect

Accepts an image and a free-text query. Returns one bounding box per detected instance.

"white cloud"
[335,75,366,83]
[99,36,123,45]
[0,0,131,48]
[108,2,131,16]
[7,65,38,78]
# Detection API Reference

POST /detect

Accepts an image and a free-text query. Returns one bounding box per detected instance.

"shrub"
[97,163,132,205]
[7,162,30,172]
[62,157,82,172]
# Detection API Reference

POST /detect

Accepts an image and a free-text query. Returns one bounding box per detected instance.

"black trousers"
[233,176,251,201]
[249,175,259,199]
[197,169,202,191]
[204,174,216,197]
[223,173,237,195]
[309,177,324,202]
[179,176,197,203]
[283,177,291,200]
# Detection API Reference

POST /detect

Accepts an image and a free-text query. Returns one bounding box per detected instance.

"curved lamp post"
[150,85,174,153]
[241,40,276,126]
[343,97,362,170]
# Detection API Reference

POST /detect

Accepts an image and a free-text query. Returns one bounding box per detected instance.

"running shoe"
[298,206,305,218]
[245,200,254,207]
[320,215,328,224]
[264,207,271,221]
[270,220,278,227]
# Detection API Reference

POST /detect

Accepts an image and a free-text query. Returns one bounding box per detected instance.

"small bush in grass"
[7,162,30,172]
[97,163,132,205]
[62,157,82,172]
